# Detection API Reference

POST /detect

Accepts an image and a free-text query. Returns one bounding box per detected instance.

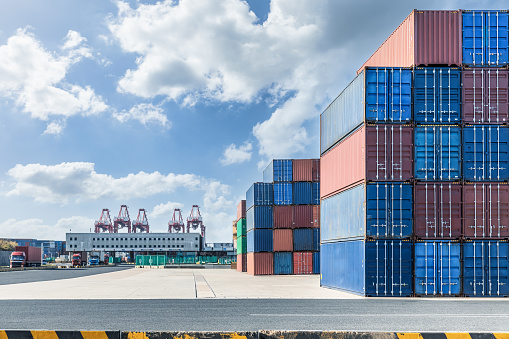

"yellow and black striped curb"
[1,332,509,339]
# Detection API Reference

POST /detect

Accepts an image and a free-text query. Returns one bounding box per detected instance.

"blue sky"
[0,0,504,242]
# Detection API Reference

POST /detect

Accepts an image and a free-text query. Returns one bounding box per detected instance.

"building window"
[195,237,198,240]
[195,245,198,248]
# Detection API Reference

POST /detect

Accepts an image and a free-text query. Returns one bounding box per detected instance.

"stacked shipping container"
[236,200,247,272]
[320,9,509,297]
[245,159,320,275]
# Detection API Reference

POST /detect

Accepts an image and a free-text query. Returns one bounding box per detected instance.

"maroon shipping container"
[312,159,320,182]
[312,205,320,228]
[237,200,246,221]
[294,205,313,228]
[321,124,413,199]
[273,205,313,228]
[293,159,313,182]
[293,252,313,275]
[463,183,509,239]
[274,206,293,228]
[414,183,462,239]
[463,68,509,124]
[273,229,293,252]
[247,252,273,275]
[358,10,462,74]
[237,254,247,272]
[14,246,42,266]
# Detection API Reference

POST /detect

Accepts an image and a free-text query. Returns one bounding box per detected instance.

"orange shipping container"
[358,10,462,74]
[293,252,313,275]
[237,254,247,272]
[273,229,293,252]
[247,252,273,275]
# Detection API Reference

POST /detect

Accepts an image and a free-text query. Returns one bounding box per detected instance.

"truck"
[71,252,87,267]
[10,246,42,268]
[103,253,109,265]
[88,251,101,265]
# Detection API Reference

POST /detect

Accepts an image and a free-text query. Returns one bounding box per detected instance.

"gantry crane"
[187,205,205,238]
[132,208,149,233]
[113,205,131,233]
[94,209,112,233]
[168,208,185,233]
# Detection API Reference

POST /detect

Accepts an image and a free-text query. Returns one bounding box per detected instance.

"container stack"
[320,9,509,297]
[231,220,237,270]
[236,200,247,272]
[245,159,320,275]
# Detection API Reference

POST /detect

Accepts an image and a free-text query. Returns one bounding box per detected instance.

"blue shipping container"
[247,229,273,253]
[313,251,320,274]
[246,206,273,231]
[274,252,293,275]
[414,241,461,296]
[246,183,273,210]
[320,240,413,296]
[320,68,412,155]
[312,182,320,205]
[313,229,320,251]
[293,182,312,205]
[294,228,314,251]
[463,126,509,181]
[321,183,413,242]
[413,67,461,123]
[263,160,293,183]
[414,126,461,180]
[274,182,293,205]
[463,10,509,66]
[463,241,509,296]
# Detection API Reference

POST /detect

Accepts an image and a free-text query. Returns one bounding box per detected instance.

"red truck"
[10,246,42,268]
[71,252,87,267]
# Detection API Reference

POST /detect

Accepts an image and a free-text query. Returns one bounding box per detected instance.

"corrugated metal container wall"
[463,10,509,66]
[247,229,273,253]
[320,240,366,295]
[463,126,509,181]
[312,183,320,205]
[237,200,246,221]
[273,229,293,252]
[414,241,461,296]
[312,159,320,182]
[313,229,320,251]
[236,253,247,272]
[293,229,314,251]
[293,159,313,182]
[462,68,509,124]
[320,68,412,155]
[413,68,462,123]
[263,160,293,183]
[246,206,273,231]
[236,218,247,237]
[463,241,509,296]
[312,206,320,228]
[237,236,247,254]
[357,10,462,74]
[414,183,462,239]
[313,251,320,274]
[274,252,293,275]
[414,126,462,181]
[293,252,313,274]
[273,206,293,228]
[463,184,509,239]
[247,252,274,275]
[274,182,293,205]
[293,182,312,205]
[293,205,313,228]
[246,183,273,210]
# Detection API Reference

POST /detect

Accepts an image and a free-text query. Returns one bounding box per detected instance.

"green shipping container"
[109,257,122,263]
[237,218,247,237]
[136,255,166,266]
[237,236,247,254]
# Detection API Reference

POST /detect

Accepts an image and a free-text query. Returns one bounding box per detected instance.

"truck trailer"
[10,246,42,268]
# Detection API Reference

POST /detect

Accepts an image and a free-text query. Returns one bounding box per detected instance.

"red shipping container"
[293,159,313,182]
[414,183,462,239]
[293,205,313,228]
[358,10,462,74]
[462,69,509,124]
[312,159,320,182]
[293,252,313,275]
[312,205,320,228]
[273,206,293,228]
[237,254,247,272]
[237,200,246,221]
[463,183,509,239]
[247,252,273,275]
[273,229,293,252]
[320,124,413,199]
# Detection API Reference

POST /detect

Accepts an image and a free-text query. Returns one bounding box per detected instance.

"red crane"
[168,208,185,233]
[113,205,131,233]
[132,208,149,233]
[187,205,205,238]
[94,209,112,233]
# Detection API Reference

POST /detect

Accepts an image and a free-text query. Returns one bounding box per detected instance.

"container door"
[414,242,438,295]
[414,68,461,123]
[486,241,509,296]
[437,242,461,295]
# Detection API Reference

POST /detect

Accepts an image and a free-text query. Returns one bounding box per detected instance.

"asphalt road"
[0,265,132,285]
[1,299,509,332]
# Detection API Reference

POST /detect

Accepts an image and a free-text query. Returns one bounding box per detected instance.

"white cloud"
[43,121,65,135]
[220,142,252,165]
[0,216,94,240]
[151,201,184,219]
[113,103,170,128]
[0,28,107,124]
